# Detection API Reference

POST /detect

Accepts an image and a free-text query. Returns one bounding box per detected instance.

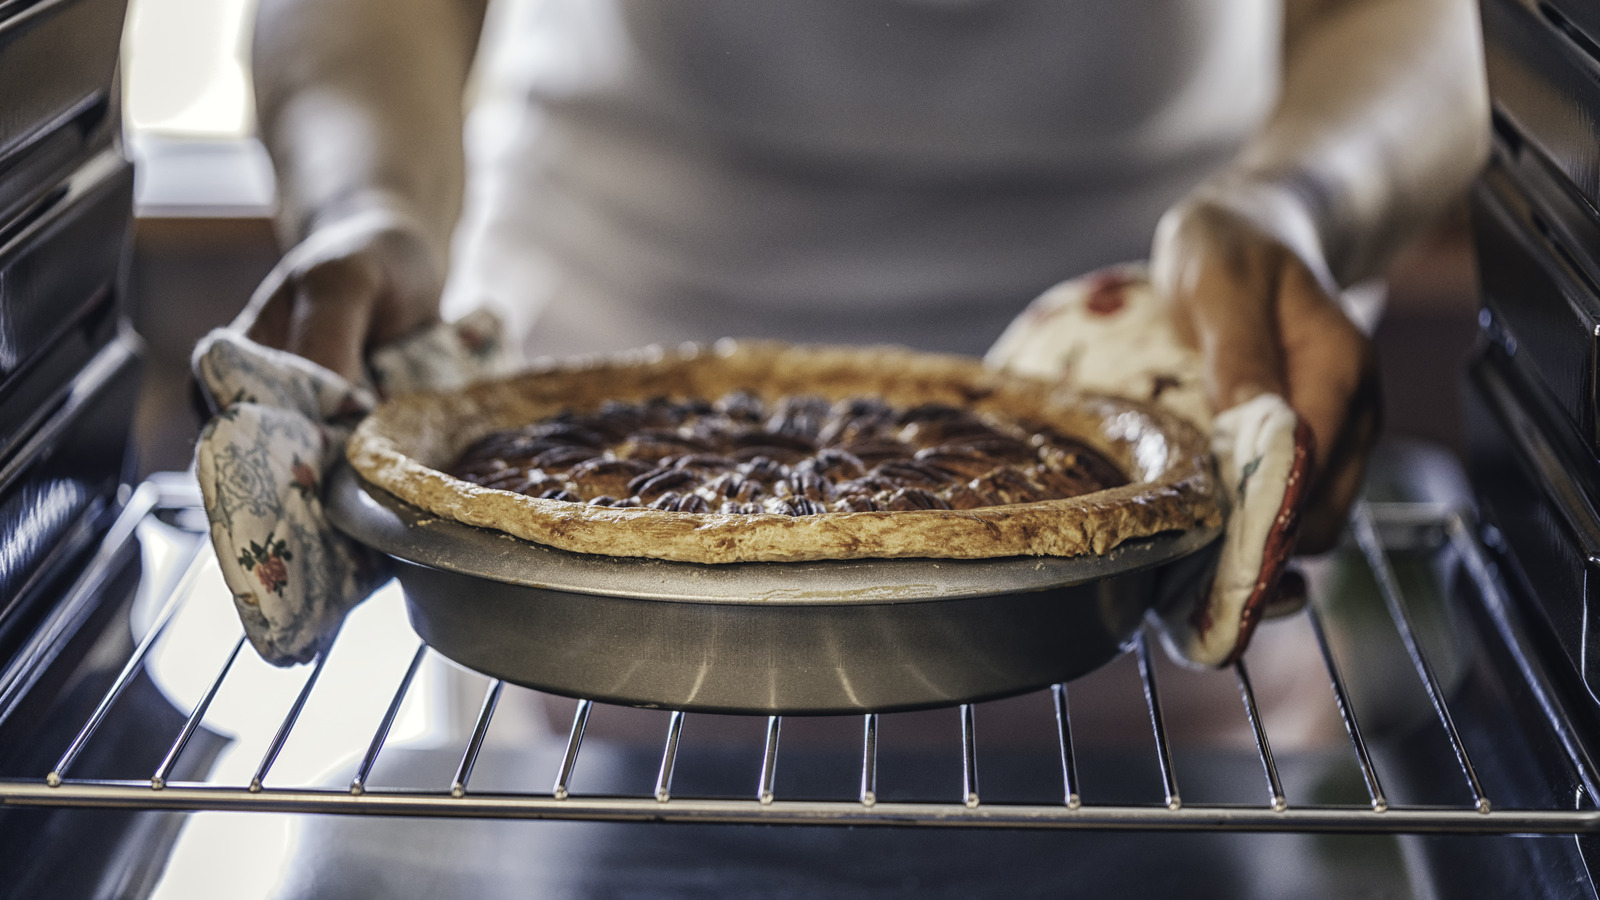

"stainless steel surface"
[1306,601,1389,811]
[552,699,591,801]
[1446,505,1600,804]
[959,704,978,808]
[350,642,426,796]
[325,464,1224,713]
[655,710,684,803]
[150,635,242,791]
[859,713,877,806]
[758,716,780,805]
[0,0,126,223]
[6,495,1600,842]
[1051,682,1080,809]
[1352,504,1491,813]
[250,649,329,792]
[0,152,132,412]
[451,679,502,798]
[46,532,208,787]
[1234,659,1285,812]
[1136,633,1181,811]
[0,477,159,732]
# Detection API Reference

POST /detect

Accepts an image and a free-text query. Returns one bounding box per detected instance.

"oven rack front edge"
[2,483,1598,836]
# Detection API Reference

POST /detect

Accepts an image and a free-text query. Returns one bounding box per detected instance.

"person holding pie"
[205,0,1488,674]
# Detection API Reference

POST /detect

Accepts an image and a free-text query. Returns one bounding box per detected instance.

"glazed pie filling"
[448,392,1129,516]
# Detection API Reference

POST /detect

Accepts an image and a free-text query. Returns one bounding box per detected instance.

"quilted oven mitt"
[987,264,1314,667]
[192,309,515,665]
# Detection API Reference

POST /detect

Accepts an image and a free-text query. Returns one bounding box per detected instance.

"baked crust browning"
[346,341,1221,563]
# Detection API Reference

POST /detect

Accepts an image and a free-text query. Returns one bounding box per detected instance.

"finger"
[1276,263,1371,467]
[1275,263,1381,552]
[1191,253,1289,410]
[1298,448,1368,552]
[1296,378,1380,553]
[367,284,443,349]
[244,280,294,349]
[285,257,382,382]
[1155,213,1290,411]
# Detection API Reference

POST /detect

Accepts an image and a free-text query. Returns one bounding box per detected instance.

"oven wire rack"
[3,485,1600,836]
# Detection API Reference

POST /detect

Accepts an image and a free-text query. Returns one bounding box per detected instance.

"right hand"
[1151,197,1381,555]
[242,209,444,383]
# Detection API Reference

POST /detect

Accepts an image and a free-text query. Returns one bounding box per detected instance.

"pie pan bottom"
[325,465,1223,714]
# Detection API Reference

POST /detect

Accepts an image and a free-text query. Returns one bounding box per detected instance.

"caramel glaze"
[448,393,1129,516]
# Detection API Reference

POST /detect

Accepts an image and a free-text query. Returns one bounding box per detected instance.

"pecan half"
[873,460,948,488]
[567,457,654,498]
[959,437,1037,464]
[884,487,951,511]
[628,467,701,501]
[801,448,866,481]
[673,454,740,472]
[969,468,1045,504]
[913,446,1003,480]
[714,390,767,423]
[730,444,810,464]
[737,456,791,483]
[941,484,992,510]
[529,445,599,472]
[837,440,914,467]
[832,494,881,512]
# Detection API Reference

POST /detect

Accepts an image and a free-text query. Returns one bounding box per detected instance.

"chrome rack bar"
[152,635,246,790]
[1234,659,1286,812]
[350,643,428,795]
[860,713,879,807]
[552,699,592,800]
[1052,684,1081,809]
[1306,602,1388,811]
[12,780,1600,832]
[960,704,979,809]
[1136,633,1181,810]
[451,680,504,798]
[1352,504,1490,813]
[48,547,214,787]
[1446,513,1600,803]
[758,716,781,806]
[251,650,332,792]
[655,710,684,803]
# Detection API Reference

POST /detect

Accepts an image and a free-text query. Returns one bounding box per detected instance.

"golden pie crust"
[346,341,1221,563]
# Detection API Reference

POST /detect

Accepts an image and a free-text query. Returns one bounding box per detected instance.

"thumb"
[1160,237,1289,414]
[285,255,382,383]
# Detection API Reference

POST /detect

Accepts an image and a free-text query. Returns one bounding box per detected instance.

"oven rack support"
[4,497,1600,836]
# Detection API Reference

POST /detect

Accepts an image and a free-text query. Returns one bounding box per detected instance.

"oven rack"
[3,490,1599,836]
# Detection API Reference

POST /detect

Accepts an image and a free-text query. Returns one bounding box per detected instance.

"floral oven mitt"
[987,265,1312,667]
[192,310,514,665]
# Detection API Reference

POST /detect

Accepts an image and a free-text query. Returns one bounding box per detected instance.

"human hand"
[1150,198,1380,553]
[240,207,444,383]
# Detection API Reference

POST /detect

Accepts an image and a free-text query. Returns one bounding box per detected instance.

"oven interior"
[10,0,1600,896]
[3,446,1598,899]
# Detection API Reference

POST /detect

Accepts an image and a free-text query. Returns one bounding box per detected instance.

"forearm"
[253,0,487,260]
[1204,0,1489,287]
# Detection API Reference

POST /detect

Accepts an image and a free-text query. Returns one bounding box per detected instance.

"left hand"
[1150,197,1381,553]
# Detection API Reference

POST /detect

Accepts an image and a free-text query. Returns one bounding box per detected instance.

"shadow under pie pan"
[325,464,1223,715]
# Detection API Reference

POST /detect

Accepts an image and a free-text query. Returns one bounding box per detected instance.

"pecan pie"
[447,393,1130,516]
[346,342,1220,563]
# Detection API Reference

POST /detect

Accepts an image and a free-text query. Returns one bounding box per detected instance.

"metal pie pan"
[326,464,1222,714]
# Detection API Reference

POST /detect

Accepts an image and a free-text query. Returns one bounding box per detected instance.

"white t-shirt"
[443,0,1279,357]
